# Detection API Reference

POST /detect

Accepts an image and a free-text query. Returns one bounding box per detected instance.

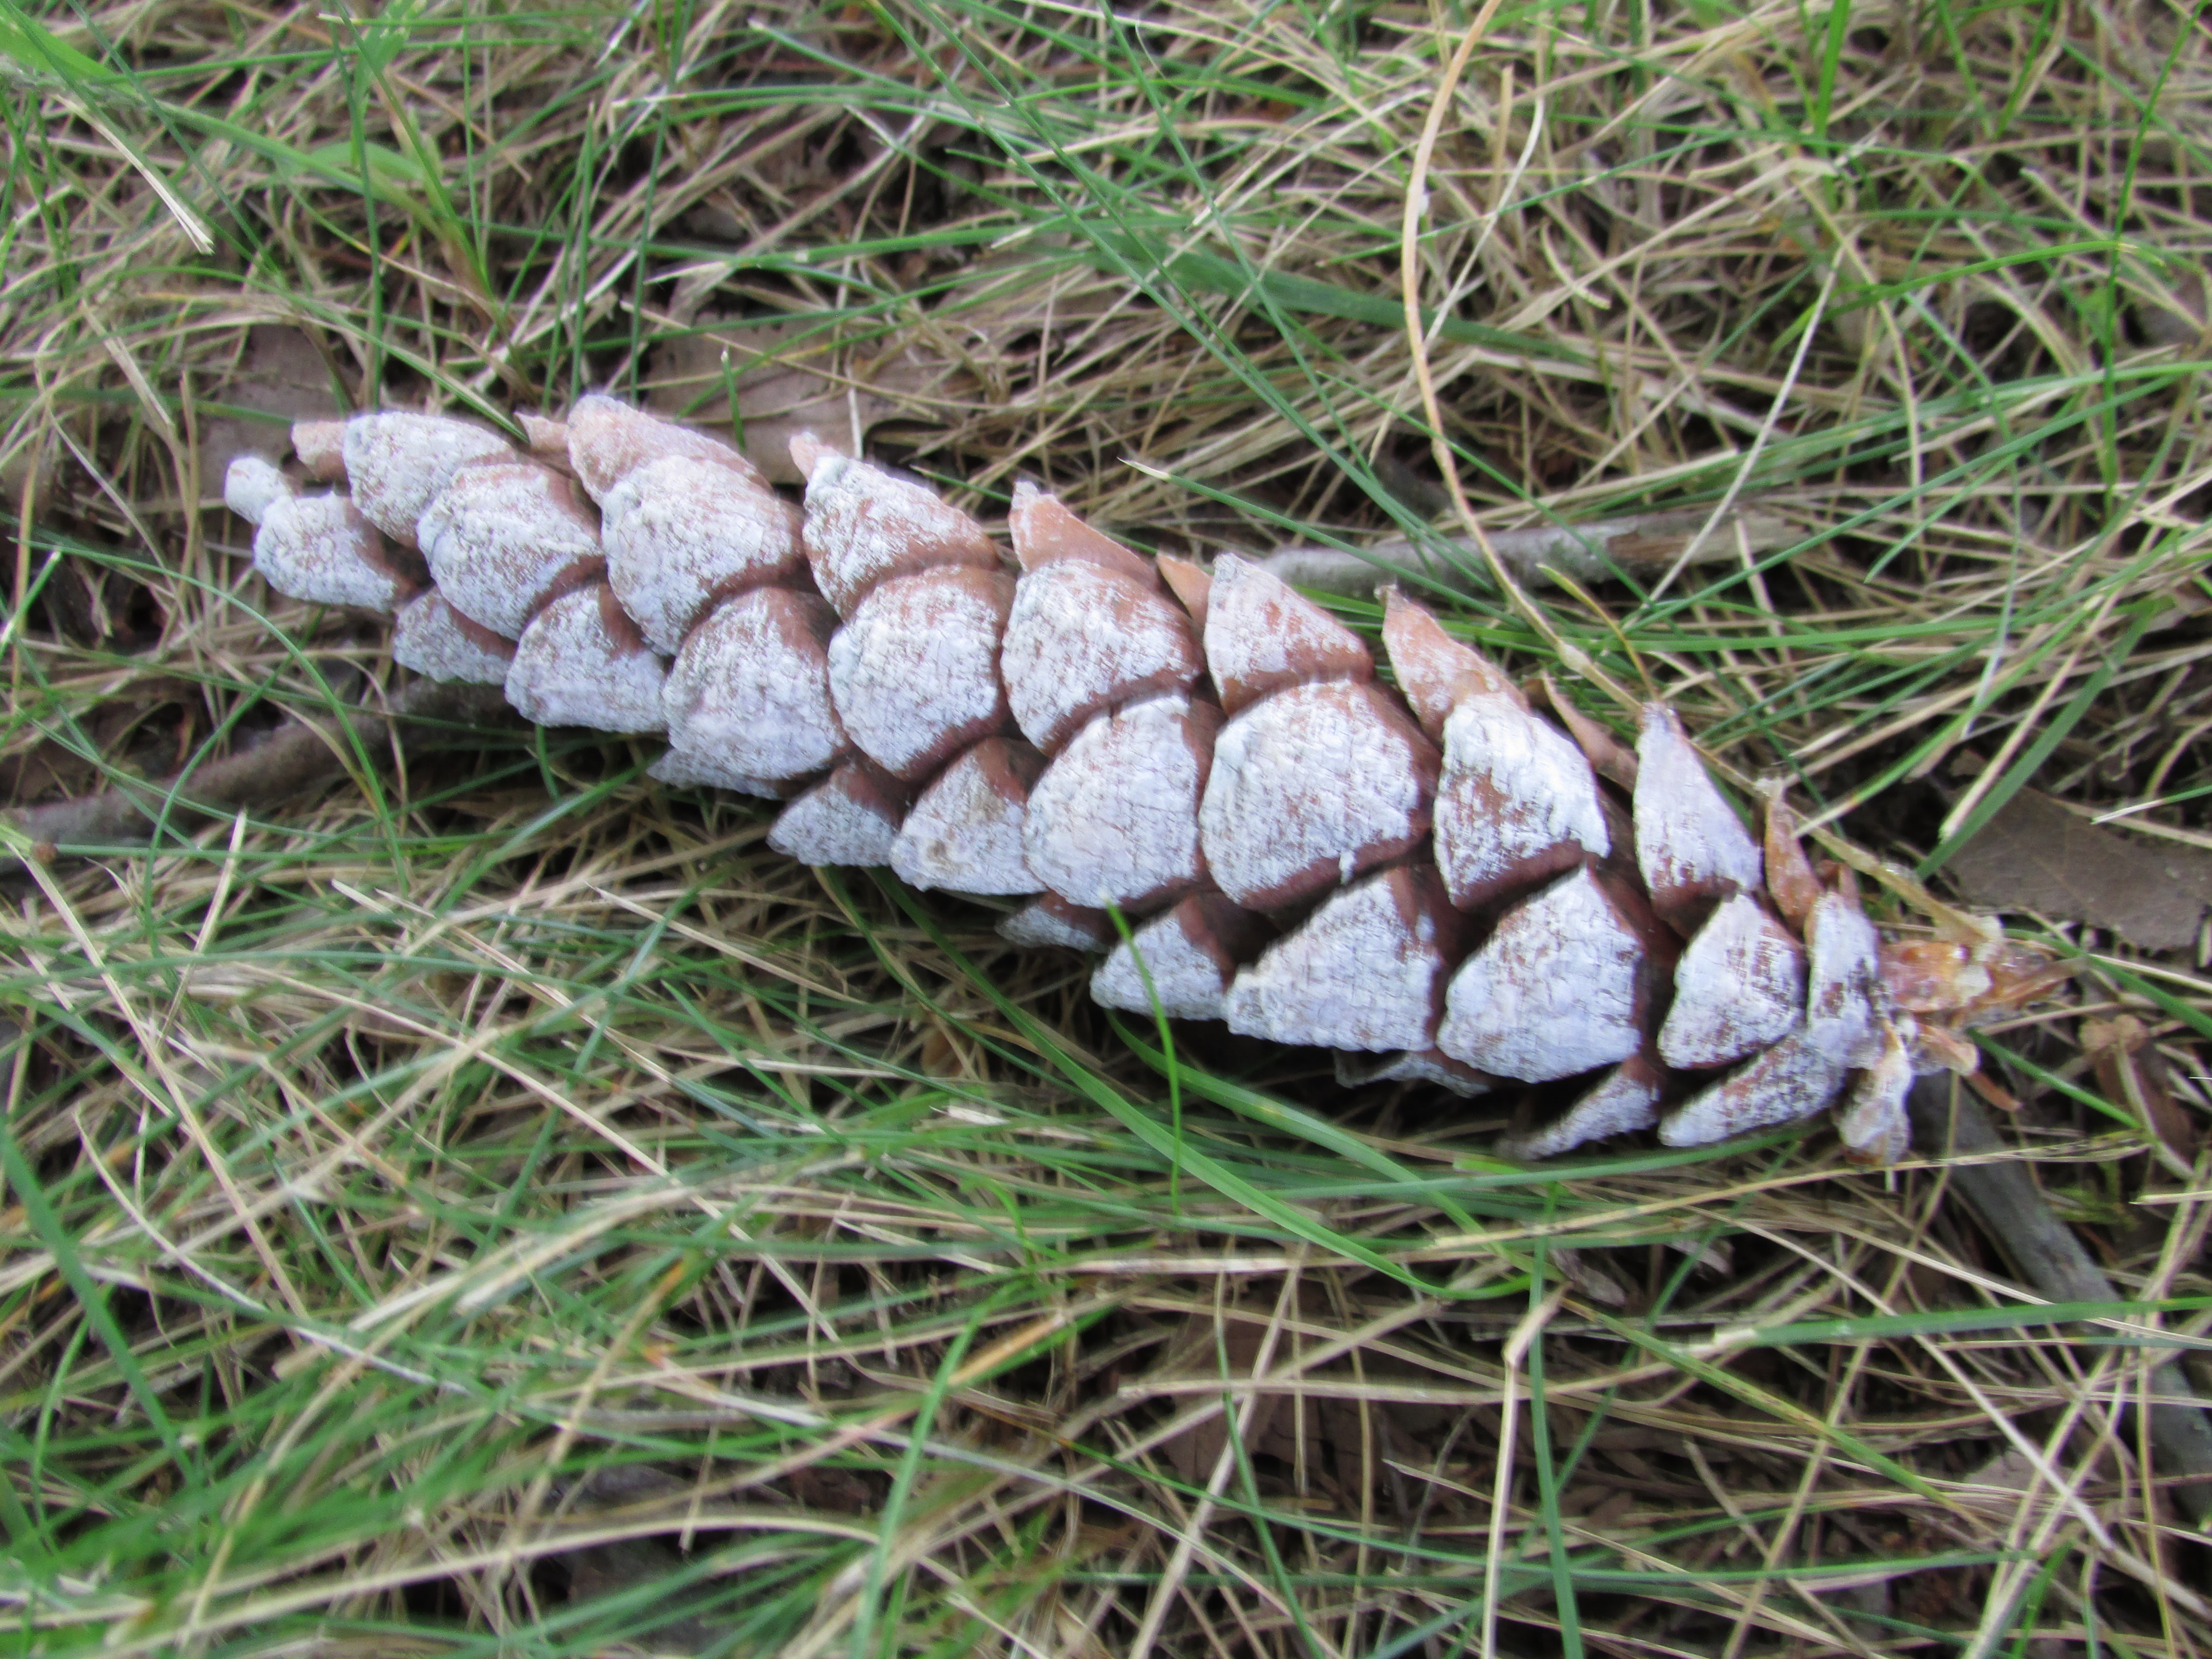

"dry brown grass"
[3,0,2212,1653]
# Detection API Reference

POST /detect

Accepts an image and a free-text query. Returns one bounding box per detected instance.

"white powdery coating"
[1022,695,1207,909]
[393,591,514,684]
[418,462,603,638]
[891,744,1040,895]
[998,897,1113,951]
[1202,553,1371,708]
[1438,866,1644,1082]
[826,571,1010,781]
[341,412,511,544]
[1091,907,1234,1021]
[801,451,999,616]
[603,452,804,654]
[224,455,290,525]
[505,586,668,734]
[1499,1064,1664,1161]
[1221,869,1450,1052]
[1657,891,1805,1069]
[1633,704,1763,907]
[1434,694,1610,904]
[1198,682,1431,909]
[253,494,411,611]
[1001,560,1202,752]
[661,589,846,788]
[647,750,781,797]
[1803,890,1885,1068]
[1659,1032,1846,1146]
[1334,1049,1492,1097]
[769,774,902,866]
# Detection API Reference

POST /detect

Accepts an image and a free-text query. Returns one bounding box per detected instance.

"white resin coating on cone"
[252,494,413,612]
[566,394,765,499]
[418,460,603,638]
[1434,694,1610,908]
[1500,1063,1665,1161]
[1803,890,1885,1067]
[1634,704,1763,921]
[505,585,667,733]
[1659,1031,1846,1145]
[826,568,1013,782]
[1091,902,1238,1021]
[1438,866,1646,1082]
[341,413,511,546]
[224,455,291,525]
[647,751,780,796]
[288,395,1992,1169]
[1222,867,1457,1053]
[797,447,1001,617]
[1334,1048,1492,1097]
[1658,891,1804,1069]
[999,895,1114,951]
[393,591,514,684]
[1198,681,1436,910]
[602,452,805,654]
[661,588,846,789]
[769,768,902,866]
[1022,694,1212,910]
[1000,559,1203,754]
[1202,553,1373,714]
[891,740,1042,895]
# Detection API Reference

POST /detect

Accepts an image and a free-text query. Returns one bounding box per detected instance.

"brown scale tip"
[1760,784,1824,932]
[1155,555,1211,627]
[290,421,348,482]
[1008,481,1154,583]
[1204,553,1373,716]
[565,394,762,501]
[1380,587,1521,741]
[787,430,838,481]
[516,412,574,472]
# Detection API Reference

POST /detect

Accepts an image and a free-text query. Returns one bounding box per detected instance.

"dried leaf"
[1946,790,2212,951]
[2082,1015,2198,1175]
[199,325,344,485]
[643,318,931,482]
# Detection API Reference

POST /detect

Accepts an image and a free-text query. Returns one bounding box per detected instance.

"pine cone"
[223,400,2055,1164]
